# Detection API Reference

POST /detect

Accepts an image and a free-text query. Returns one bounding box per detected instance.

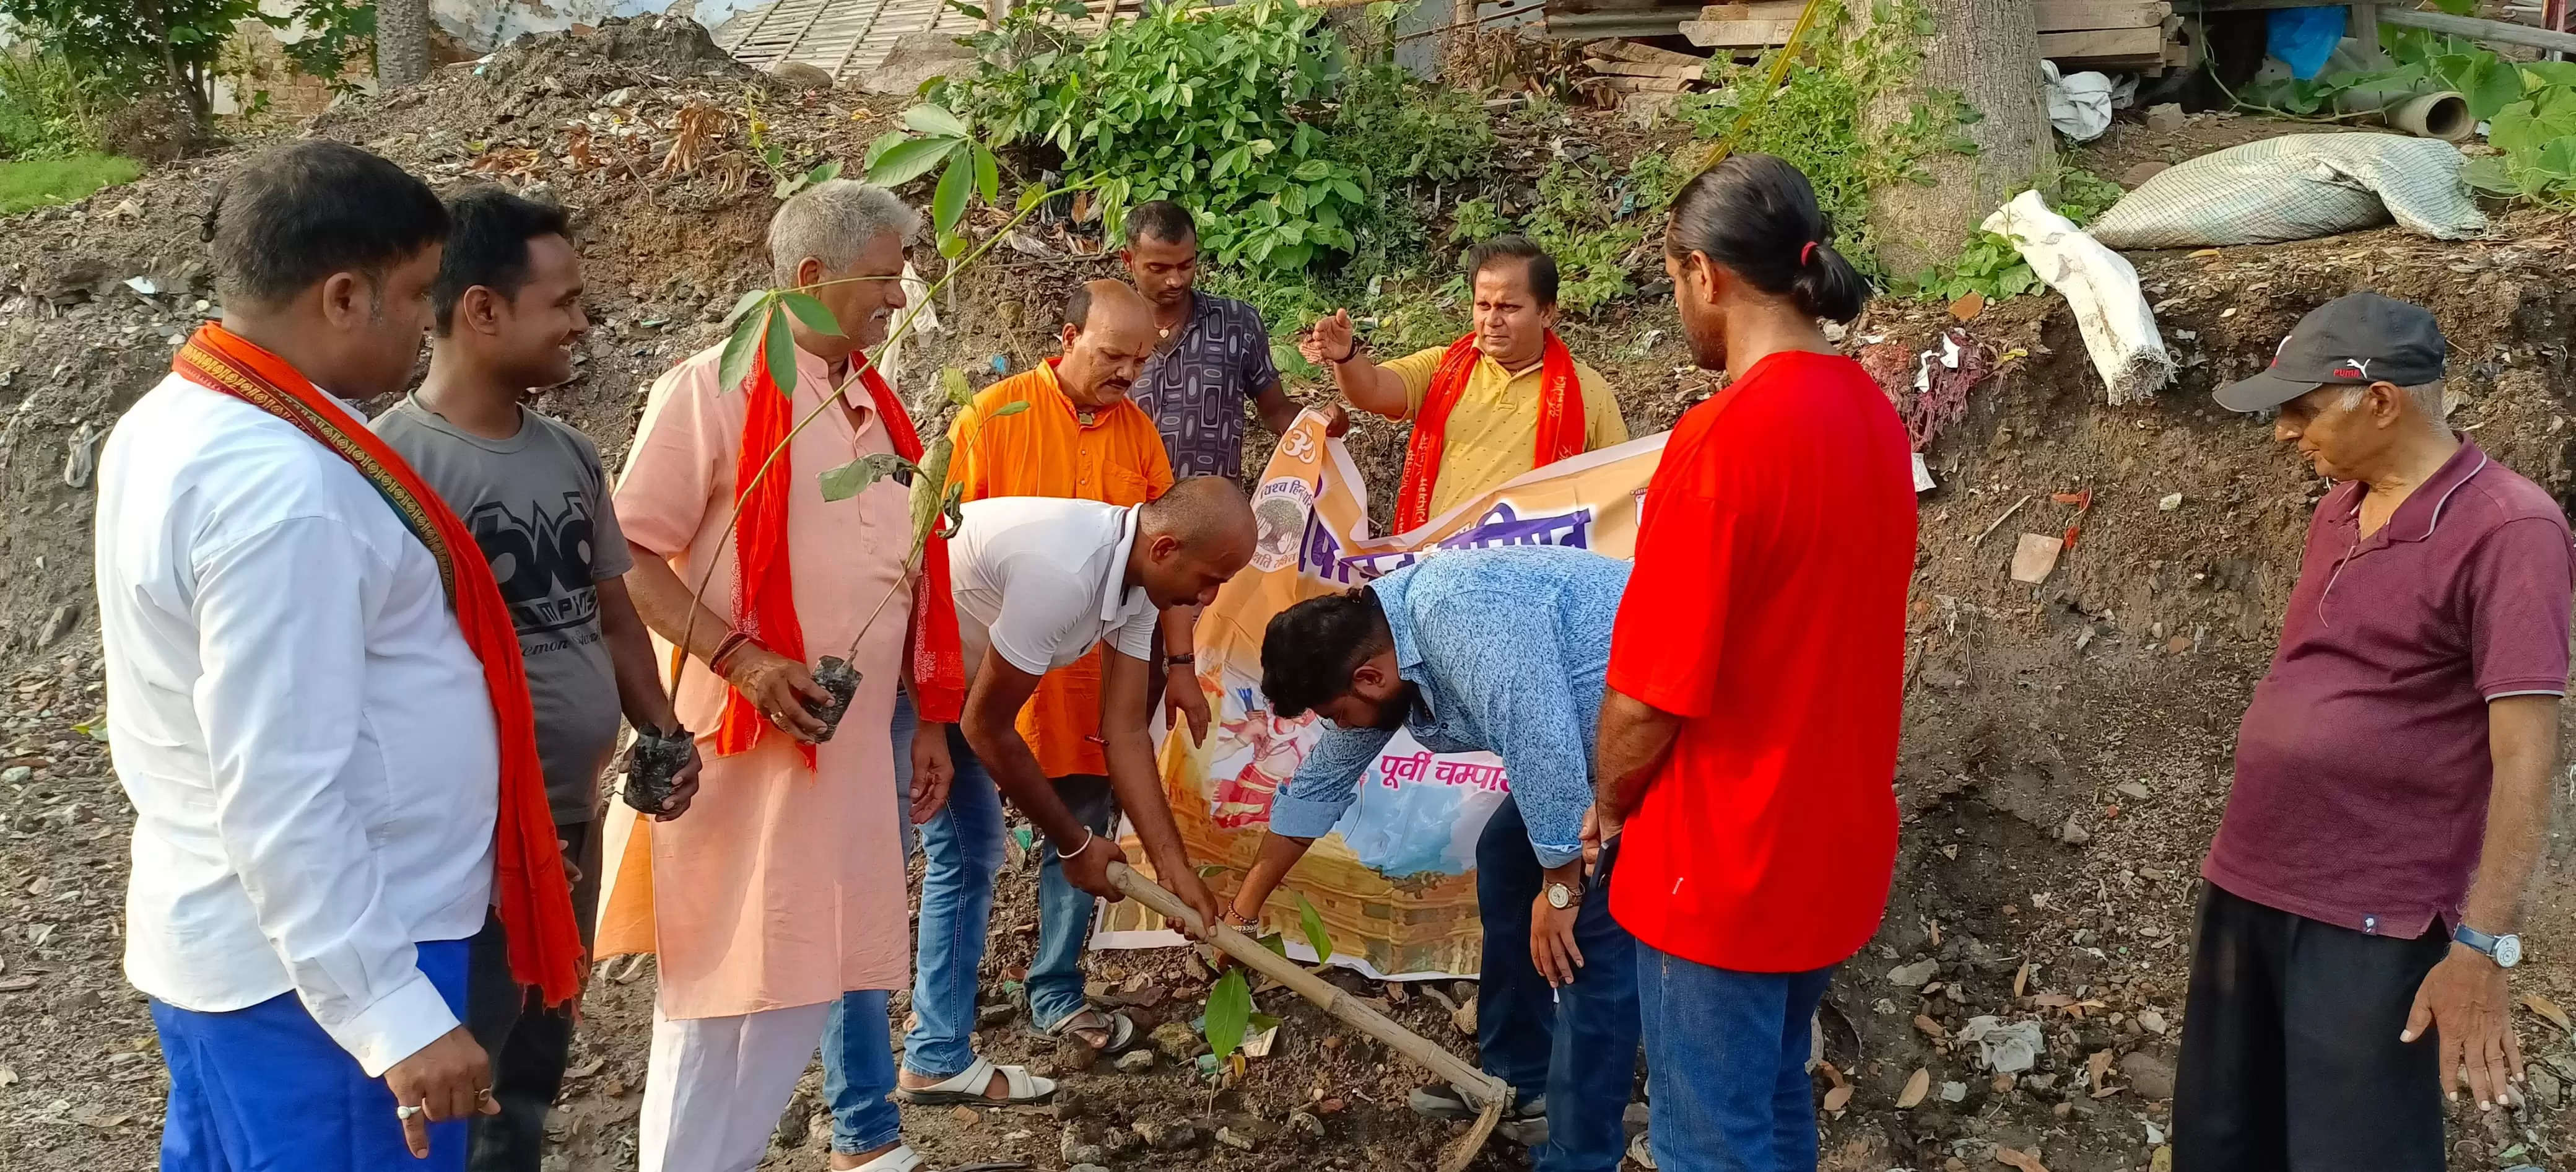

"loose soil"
[6,18,2576,1172]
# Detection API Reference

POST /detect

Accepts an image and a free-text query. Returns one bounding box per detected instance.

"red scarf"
[718,354,965,767]
[172,324,584,1007]
[1394,331,1586,533]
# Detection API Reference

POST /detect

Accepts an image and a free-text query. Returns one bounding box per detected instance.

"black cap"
[2214,292,2447,413]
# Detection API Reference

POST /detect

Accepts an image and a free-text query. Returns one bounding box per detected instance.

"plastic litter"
[1982,191,2174,405]
[1957,1015,2047,1074]
[2044,61,2118,142]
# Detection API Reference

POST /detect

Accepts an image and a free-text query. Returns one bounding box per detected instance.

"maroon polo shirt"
[2205,440,2574,938]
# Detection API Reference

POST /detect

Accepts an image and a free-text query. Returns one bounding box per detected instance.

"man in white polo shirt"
[894,476,1253,1104]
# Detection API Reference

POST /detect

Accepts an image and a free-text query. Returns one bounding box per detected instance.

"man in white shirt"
[95,141,536,1171]
[893,478,1251,1104]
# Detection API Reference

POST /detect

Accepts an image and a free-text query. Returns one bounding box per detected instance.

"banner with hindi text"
[1093,409,1666,979]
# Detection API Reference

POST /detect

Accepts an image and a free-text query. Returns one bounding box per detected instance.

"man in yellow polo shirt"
[1305,235,1627,532]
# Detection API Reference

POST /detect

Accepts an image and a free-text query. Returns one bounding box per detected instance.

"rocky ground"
[7,15,2576,1172]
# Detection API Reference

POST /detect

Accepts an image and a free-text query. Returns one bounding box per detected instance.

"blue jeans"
[152,938,471,1172]
[1635,942,1835,1172]
[823,693,968,1151]
[1476,797,1640,1172]
[889,691,1006,1080]
[1026,773,1117,1033]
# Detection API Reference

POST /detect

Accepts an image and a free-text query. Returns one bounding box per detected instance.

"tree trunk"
[377,0,433,89]
[139,0,210,147]
[1856,0,2054,277]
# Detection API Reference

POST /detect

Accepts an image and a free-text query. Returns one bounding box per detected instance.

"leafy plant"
[861,102,1002,252]
[1910,230,2035,303]
[0,44,109,159]
[1295,891,1333,964]
[275,0,375,84]
[1204,969,1252,1062]
[0,0,263,125]
[931,0,1369,272]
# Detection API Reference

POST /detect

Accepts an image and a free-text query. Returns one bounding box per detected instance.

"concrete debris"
[1889,958,1940,987]
[1956,1015,2045,1074]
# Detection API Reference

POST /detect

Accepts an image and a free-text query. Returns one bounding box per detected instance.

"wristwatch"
[1545,877,1583,910]
[2455,924,2523,968]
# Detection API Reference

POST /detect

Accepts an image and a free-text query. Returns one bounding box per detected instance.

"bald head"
[1132,477,1257,608]
[1058,279,1157,409]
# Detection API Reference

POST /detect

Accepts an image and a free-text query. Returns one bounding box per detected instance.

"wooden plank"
[1586,57,1705,77]
[1587,74,1697,92]
[2037,1,2169,31]
[1698,1,1803,18]
[2039,26,2165,58]
[1679,16,1799,45]
[1583,38,1712,66]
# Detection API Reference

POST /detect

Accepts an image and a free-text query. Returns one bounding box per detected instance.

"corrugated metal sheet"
[714,0,980,79]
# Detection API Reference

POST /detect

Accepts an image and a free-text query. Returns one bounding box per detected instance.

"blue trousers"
[1635,941,1835,1172]
[152,938,471,1172]
[1476,797,1641,1172]
[821,694,940,1152]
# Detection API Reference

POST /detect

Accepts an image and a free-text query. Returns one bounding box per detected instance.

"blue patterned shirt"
[1129,292,1279,479]
[1267,546,1630,867]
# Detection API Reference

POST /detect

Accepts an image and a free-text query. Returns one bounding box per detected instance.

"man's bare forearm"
[1594,686,1684,820]
[2462,695,2560,933]
[596,576,681,733]
[1254,382,1301,437]
[1231,831,1318,919]
[622,542,738,668]
[1330,355,1410,419]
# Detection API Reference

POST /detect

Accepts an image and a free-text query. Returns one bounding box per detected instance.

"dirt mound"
[6,22,2576,1171]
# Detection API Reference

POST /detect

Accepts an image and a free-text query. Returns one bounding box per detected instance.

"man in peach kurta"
[601,183,936,1172]
[895,281,1185,1096]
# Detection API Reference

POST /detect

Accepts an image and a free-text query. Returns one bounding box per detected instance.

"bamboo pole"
[1105,862,1510,1109]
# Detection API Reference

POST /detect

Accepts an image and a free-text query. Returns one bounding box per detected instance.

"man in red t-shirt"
[1592,155,1914,1171]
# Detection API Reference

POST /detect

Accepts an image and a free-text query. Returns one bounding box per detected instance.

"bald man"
[887,287,1227,1103]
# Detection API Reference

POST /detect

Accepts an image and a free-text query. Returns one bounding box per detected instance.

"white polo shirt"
[947,497,1160,682]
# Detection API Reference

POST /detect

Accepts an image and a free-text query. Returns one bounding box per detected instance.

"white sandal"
[842,1145,924,1172]
[894,1055,1057,1106]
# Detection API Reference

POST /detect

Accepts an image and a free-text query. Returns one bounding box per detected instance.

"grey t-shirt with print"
[372,394,633,824]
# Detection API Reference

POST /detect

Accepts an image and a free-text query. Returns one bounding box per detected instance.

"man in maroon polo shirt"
[2176,292,2573,1172]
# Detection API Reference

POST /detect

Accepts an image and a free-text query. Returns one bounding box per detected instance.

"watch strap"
[2454,923,2500,955]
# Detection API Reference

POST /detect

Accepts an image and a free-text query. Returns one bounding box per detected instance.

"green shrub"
[0,45,109,159]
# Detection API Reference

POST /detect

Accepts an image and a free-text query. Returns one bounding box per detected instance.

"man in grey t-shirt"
[373,188,698,1172]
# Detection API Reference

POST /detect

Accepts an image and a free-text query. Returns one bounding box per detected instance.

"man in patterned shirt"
[1224,544,1643,1172]
[1121,200,1301,479]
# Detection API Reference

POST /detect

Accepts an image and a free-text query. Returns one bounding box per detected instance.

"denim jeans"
[821,989,902,1155]
[1024,774,1117,1031]
[1635,941,1835,1172]
[824,692,973,1150]
[1476,797,1641,1172]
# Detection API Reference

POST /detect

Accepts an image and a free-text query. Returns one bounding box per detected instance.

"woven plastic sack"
[2089,133,2487,249]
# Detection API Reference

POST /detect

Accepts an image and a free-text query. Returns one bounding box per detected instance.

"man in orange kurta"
[897,281,1178,1093]
[601,183,935,1172]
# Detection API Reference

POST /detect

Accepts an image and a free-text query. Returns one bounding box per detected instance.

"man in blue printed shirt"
[1222,544,1638,1172]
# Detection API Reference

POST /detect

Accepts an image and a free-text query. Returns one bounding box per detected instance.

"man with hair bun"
[1592,152,1910,1171]
[612,178,947,1172]
[1302,235,1629,532]
[98,139,585,1171]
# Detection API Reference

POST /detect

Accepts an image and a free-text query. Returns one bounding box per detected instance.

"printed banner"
[1095,409,1666,979]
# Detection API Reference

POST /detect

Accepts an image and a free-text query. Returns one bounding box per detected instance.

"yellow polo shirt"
[1383,344,1629,521]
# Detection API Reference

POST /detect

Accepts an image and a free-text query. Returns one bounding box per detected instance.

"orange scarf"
[1394,331,1586,533]
[173,324,584,1007]
[718,356,965,767]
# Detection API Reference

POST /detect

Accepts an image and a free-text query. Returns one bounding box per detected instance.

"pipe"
[2330,85,2474,141]
[2378,7,2576,55]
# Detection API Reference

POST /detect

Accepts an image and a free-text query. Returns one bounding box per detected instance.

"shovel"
[1107,861,1510,1172]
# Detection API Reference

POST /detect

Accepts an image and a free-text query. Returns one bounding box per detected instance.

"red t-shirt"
[1606,349,1917,973]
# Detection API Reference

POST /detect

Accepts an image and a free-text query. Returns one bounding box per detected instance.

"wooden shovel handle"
[1105,861,1510,1108]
